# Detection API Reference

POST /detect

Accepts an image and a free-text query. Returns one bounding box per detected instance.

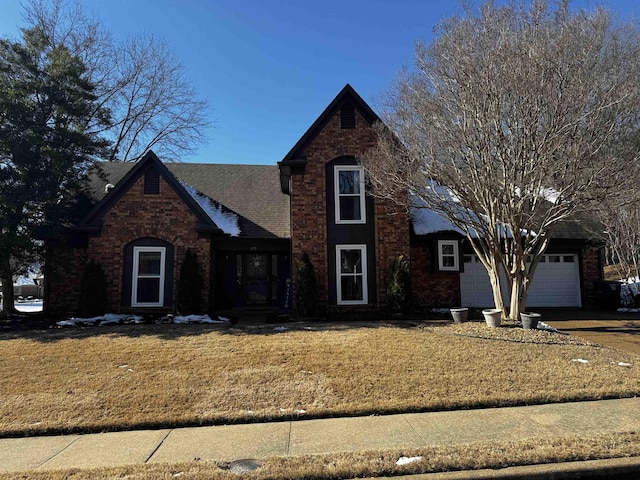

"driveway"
[539,309,640,355]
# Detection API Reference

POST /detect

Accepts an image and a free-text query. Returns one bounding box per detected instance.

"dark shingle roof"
[88,162,290,239]
[548,212,605,242]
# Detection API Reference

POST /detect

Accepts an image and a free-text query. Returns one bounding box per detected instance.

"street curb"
[380,456,640,479]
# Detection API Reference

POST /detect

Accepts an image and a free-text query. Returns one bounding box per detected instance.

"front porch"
[212,238,291,312]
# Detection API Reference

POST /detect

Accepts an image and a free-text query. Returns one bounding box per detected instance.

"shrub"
[79,260,108,316]
[293,253,318,317]
[386,254,410,314]
[177,249,204,314]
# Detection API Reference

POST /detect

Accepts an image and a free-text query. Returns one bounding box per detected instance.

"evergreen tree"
[293,253,318,317]
[386,255,410,314]
[79,260,108,317]
[177,249,204,314]
[0,27,109,316]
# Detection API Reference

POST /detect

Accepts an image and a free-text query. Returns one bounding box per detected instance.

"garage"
[460,254,581,307]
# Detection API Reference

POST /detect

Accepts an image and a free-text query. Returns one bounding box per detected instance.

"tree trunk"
[509,277,524,321]
[486,268,504,313]
[0,257,18,317]
[470,241,506,315]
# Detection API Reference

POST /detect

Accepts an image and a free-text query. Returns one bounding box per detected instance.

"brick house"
[45,84,603,315]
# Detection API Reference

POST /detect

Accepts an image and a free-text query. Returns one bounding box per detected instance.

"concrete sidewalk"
[1,397,639,475]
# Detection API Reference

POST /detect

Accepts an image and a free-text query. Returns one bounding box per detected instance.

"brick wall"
[47,171,211,314]
[581,246,603,305]
[374,202,410,307]
[290,108,409,311]
[410,245,460,307]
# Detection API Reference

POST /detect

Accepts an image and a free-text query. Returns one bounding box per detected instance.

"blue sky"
[1,0,639,165]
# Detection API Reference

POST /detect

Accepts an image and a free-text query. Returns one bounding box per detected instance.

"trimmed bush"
[177,249,204,314]
[293,253,318,317]
[79,260,108,316]
[386,254,410,314]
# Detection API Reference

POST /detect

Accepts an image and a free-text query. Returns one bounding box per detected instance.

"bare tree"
[23,0,210,161]
[596,189,640,284]
[363,0,640,319]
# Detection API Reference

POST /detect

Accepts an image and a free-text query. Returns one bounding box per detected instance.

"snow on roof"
[182,182,241,236]
[409,184,535,239]
[14,264,43,285]
[409,190,469,236]
[410,202,532,239]
[410,205,466,235]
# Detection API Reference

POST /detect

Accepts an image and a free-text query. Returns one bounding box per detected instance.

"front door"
[215,252,289,308]
[246,253,269,305]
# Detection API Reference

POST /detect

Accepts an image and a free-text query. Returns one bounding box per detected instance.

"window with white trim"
[132,246,166,307]
[336,245,368,305]
[437,240,459,271]
[335,166,366,224]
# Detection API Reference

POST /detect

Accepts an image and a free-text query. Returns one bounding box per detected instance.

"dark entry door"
[246,253,268,305]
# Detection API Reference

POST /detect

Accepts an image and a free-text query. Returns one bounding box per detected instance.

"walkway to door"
[540,309,640,355]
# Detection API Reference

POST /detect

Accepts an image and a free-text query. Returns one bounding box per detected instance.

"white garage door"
[460,254,581,307]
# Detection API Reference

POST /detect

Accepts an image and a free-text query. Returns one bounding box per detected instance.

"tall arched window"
[122,238,174,308]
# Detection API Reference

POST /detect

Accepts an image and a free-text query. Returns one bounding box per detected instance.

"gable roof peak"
[78,150,223,235]
[279,84,380,167]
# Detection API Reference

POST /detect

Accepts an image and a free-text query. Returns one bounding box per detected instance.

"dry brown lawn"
[3,432,639,480]
[0,319,638,437]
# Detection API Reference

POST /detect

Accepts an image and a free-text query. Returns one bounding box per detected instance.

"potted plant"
[520,311,541,330]
[450,308,468,323]
[482,308,502,327]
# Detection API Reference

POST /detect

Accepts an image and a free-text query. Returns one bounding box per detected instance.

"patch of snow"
[56,314,142,327]
[218,316,230,323]
[181,182,240,236]
[537,321,559,333]
[410,192,468,236]
[294,409,306,414]
[124,316,145,324]
[15,301,43,313]
[396,456,423,466]
[540,187,561,204]
[99,313,127,325]
[15,276,35,286]
[620,282,640,307]
[274,326,287,332]
[66,317,97,326]
[172,314,229,324]
[55,313,229,327]
[410,183,484,236]
[14,263,42,285]
[572,358,589,364]
[410,184,538,238]
[617,362,632,367]
[430,308,450,314]
[56,319,83,327]
[411,206,466,236]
